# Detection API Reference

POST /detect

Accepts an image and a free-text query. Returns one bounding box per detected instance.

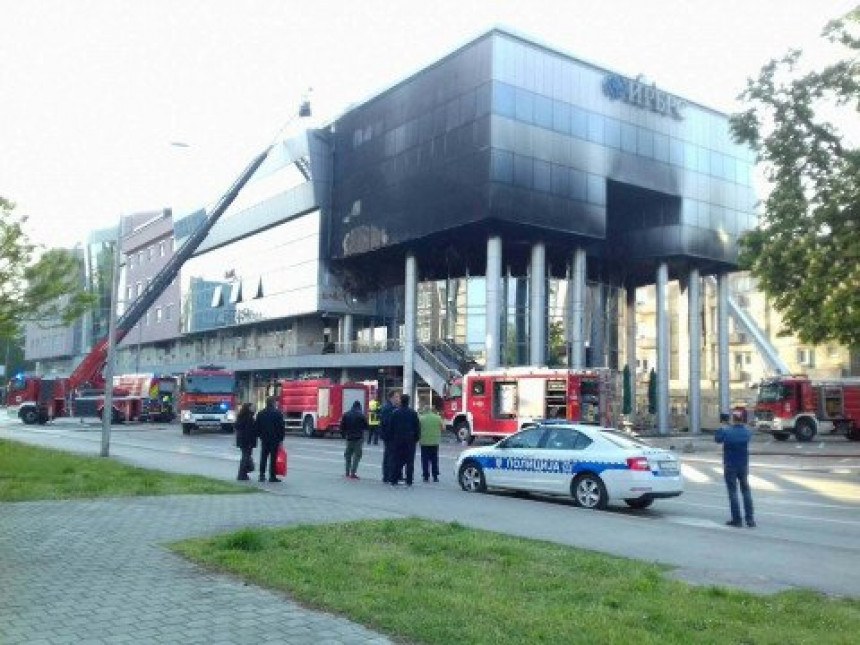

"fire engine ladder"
[706,276,790,376]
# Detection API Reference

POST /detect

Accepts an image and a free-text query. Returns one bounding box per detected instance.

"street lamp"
[100,226,122,457]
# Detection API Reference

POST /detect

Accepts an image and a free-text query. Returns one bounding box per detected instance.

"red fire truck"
[443,367,617,444]
[276,378,370,438]
[754,375,860,442]
[5,145,273,426]
[178,366,238,435]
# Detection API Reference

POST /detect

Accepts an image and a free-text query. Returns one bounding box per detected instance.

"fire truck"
[275,378,370,437]
[5,144,274,426]
[443,367,617,444]
[754,375,860,442]
[71,373,177,423]
[178,366,237,435]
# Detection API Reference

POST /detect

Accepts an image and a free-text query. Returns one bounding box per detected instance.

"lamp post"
[100,227,122,457]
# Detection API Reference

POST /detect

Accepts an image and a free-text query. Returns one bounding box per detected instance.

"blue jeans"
[724,466,754,523]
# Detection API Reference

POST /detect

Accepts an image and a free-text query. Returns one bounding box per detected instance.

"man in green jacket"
[419,403,443,483]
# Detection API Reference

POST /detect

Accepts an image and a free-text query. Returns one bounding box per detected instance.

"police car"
[455,422,683,509]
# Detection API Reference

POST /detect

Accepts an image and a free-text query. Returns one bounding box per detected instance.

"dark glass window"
[514,155,533,188]
[552,100,571,134]
[551,163,570,196]
[533,159,550,192]
[493,82,516,118]
[502,426,545,449]
[515,87,534,123]
[604,117,621,149]
[587,174,606,206]
[534,94,552,129]
[570,168,586,201]
[491,149,514,183]
[587,113,604,144]
[476,83,492,116]
[570,106,587,139]
[459,89,477,124]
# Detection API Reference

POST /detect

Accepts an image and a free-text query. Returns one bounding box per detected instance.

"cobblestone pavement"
[0,493,399,644]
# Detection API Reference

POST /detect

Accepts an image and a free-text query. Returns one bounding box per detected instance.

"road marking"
[778,473,860,503]
[669,499,860,526]
[680,464,711,483]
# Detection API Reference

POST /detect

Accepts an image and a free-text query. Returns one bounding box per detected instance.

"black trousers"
[259,442,278,480]
[381,440,395,482]
[420,445,440,481]
[392,441,417,485]
[237,445,254,479]
[367,425,379,445]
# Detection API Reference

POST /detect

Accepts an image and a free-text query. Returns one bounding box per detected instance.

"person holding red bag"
[255,396,286,483]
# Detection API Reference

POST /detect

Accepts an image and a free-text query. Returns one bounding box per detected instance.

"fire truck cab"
[754,375,860,442]
[444,367,615,444]
[6,373,70,425]
[178,366,237,435]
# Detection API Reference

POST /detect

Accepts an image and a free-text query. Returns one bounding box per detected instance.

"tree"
[622,364,632,415]
[730,9,860,347]
[0,196,96,341]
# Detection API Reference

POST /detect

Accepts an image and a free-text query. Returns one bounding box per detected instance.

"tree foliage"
[0,196,96,340]
[730,9,860,347]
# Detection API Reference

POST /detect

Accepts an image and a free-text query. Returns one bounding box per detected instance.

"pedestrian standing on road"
[341,400,368,479]
[379,390,401,483]
[389,393,420,486]
[419,403,443,482]
[367,397,381,445]
[255,396,286,483]
[235,402,257,481]
[716,411,756,528]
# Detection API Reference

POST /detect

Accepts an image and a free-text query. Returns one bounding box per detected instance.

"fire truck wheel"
[454,420,474,445]
[182,424,193,435]
[302,416,317,438]
[773,432,790,442]
[458,461,486,493]
[21,408,38,425]
[571,473,608,510]
[794,419,817,443]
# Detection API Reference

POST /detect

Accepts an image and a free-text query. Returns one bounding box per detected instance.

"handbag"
[275,444,287,477]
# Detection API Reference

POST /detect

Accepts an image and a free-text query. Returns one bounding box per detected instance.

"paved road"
[4,418,859,599]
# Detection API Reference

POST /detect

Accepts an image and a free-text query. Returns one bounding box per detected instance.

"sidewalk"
[0,493,397,644]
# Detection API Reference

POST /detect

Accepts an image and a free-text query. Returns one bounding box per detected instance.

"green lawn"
[172,518,860,645]
[0,438,255,501]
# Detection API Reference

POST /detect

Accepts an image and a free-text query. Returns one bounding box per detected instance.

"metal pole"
[570,247,586,369]
[485,236,502,370]
[591,284,605,367]
[688,268,701,434]
[403,253,417,402]
[656,262,670,435]
[717,272,730,416]
[101,230,122,457]
[529,242,546,366]
[626,285,637,415]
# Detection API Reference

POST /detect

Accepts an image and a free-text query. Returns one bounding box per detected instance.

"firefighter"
[367,397,381,445]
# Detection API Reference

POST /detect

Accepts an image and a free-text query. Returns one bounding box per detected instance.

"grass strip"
[172,518,860,644]
[0,438,255,501]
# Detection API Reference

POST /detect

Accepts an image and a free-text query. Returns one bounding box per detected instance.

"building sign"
[602,74,685,120]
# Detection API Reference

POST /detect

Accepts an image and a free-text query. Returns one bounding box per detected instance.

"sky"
[1,0,856,250]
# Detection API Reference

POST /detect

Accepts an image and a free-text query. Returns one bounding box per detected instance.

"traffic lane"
[4,424,860,596]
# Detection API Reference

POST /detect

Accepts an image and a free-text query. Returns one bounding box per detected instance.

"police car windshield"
[600,430,651,450]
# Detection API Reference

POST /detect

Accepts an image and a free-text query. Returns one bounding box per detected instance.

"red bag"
[275,444,287,477]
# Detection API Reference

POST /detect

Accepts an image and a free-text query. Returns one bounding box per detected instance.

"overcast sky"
[1,0,855,249]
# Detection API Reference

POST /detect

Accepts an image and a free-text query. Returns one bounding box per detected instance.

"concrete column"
[529,242,546,366]
[688,268,701,434]
[656,262,670,435]
[591,284,605,367]
[570,247,587,369]
[342,314,353,353]
[485,236,502,370]
[717,271,730,415]
[625,285,637,415]
[403,253,417,402]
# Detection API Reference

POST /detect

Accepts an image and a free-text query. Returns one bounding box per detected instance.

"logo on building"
[602,74,685,120]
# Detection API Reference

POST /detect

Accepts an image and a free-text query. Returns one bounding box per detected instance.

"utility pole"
[101,229,122,457]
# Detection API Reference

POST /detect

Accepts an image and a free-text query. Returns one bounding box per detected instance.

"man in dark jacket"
[341,400,369,479]
[715,411,756,527]
[388,393,420,486]
[379,390,400,483]
[255,396,286,483]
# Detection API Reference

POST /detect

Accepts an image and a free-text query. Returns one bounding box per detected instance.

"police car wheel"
[624,498,654,509]
[572,474,608,510]
[458,461,486,493]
